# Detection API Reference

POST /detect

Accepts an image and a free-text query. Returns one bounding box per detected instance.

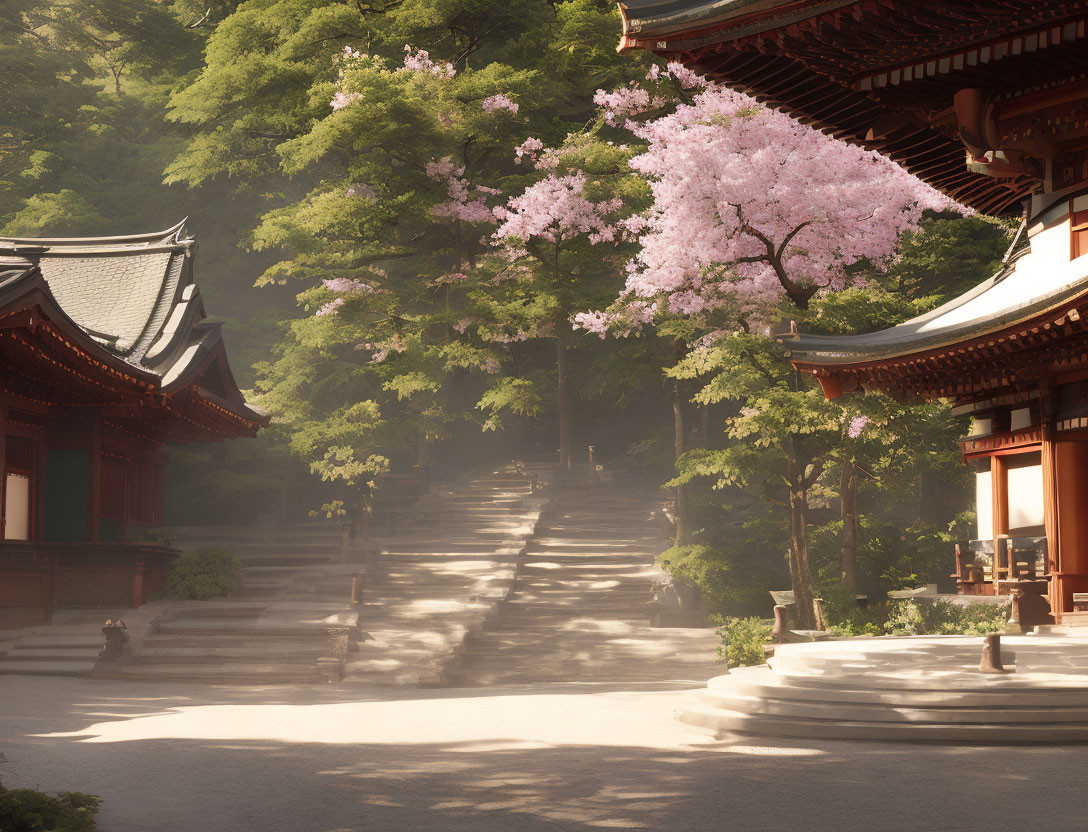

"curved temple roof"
[0,222,267,434]
[785,252,1088,366]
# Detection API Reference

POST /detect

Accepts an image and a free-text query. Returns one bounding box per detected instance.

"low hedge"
[160,547,243,600]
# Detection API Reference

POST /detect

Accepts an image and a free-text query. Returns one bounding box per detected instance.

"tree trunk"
[840,458,858,591]
[673,387,690,545]
[556,316,572,470]
[786,446,817,629]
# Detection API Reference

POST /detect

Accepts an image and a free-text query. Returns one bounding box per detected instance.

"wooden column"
[85,412,102,542]
[34,438,46,542]
[0,403,6,540]
[991,454,1009,586]
[1041,428,1062,620]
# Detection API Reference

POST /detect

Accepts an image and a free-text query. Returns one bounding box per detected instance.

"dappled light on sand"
[40,690,718,748]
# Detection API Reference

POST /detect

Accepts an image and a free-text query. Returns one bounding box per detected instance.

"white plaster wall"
[1008,463,1045,531]
[976,470,993,541]
[917,213,1078,332]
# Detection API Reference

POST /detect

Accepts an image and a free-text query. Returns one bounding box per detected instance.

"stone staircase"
[346,464,546,685]
[0,609,114,677]
[96,521,359,683]
[445,476,721,686]
[679,633,1088,742]
[97,463,545,685]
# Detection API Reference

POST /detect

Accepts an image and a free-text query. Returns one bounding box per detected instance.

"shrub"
[658,543,774,619]
[160,548,243,600]
[0,780,100,831]
[883,599,1008,636]
[716,616,772,667]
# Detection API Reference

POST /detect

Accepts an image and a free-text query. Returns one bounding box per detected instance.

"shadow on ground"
[2,677,1085,832]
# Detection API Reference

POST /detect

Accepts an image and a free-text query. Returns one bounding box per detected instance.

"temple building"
[0,222,266,627]
[618,0,1088,616]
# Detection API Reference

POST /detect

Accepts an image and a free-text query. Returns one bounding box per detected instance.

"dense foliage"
[160,548,243,600]
[716,616,772,667]
[0,780,100,832]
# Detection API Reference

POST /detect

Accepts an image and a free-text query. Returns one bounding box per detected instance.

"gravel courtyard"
[3,676,1088,832]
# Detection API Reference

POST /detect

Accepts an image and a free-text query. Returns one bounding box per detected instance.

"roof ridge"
[0,218,189,247]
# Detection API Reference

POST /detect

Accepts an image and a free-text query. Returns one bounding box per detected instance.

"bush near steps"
[159,547,243,600]
[718,599,1011,668]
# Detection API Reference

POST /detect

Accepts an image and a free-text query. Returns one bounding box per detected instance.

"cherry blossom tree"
[487,170,627,469]
[588,85,952,325]
[575,77,954,627]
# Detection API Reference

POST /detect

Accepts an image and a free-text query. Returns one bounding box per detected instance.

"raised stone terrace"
[681,632,1088,742]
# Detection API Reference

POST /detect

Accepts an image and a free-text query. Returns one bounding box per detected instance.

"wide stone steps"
[446,479,720,687]
[334,463,545,686]
[678,635,1088,742]
[0,612,124,678]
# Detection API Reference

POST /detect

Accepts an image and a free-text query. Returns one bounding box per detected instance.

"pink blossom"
[646,62,705,89]
[663,61,706,89]
[453,318,474,333]
[482,94,519,114]
[493,173,621,246]
[615,85,955,319]
[400,46,456,79]
[359,334,407,363]
[847,414,871,439]
[573,310,611,336]
[593,85,664,126]
[316,298,345,317]
[483,358,501,374]
[330,91,362,110]
[515,137,543,163]
[426,156,498,224]
[322,277,381,295]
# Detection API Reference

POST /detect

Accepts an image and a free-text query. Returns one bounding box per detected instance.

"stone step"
[234,556,340,567]
[0,660,97,676]
[1,648,97,661]
[129,645,328,663]
[697,687,1088,724]
[167,605,268,619]
[6,634,103,649]
[155,619,344,638]
[676,703,1088,743]
[97,662,326,684]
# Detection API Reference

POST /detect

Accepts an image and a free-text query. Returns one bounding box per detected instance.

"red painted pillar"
[132,563,145,607]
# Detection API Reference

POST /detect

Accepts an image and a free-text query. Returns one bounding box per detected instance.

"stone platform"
[679,632,1088,742]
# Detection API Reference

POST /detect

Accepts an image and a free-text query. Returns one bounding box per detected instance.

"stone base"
[678,633,1088,743]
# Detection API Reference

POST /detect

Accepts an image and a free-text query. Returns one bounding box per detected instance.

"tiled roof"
[41,250,177,353]
[0,221,265,426]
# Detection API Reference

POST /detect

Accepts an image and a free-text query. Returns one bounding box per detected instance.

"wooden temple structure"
[0,222,266,627]
[618,0,1088,617]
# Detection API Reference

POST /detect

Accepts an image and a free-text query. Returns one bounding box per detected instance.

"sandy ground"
[3,676,1088,832]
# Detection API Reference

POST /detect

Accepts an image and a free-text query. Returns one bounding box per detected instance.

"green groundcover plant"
[160,548,243,600]
[716,617,772,667]
[718,599,1011,667]
[0,780,100,832]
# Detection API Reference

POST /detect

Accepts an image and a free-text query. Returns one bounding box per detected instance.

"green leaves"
[476,376,545,430]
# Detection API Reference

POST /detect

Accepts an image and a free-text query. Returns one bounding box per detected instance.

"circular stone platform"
[678,632,1088,742]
